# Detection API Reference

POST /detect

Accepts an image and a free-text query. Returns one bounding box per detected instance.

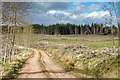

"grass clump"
[1,50,33,80]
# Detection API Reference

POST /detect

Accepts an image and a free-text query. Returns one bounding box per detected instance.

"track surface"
[17,48,76,78]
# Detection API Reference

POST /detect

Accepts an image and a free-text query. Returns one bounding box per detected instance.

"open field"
[35,34,118,49]
[35,34,118,41]
[33,34,119,78]
[48,39,118,49]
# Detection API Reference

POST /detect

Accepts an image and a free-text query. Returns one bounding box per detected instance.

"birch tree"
[107,1,120,79]
[1,2,33,64]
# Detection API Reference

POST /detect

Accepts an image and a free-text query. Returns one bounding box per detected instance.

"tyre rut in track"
[17,48,76,79]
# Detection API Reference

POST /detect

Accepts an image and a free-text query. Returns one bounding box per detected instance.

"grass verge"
[1,50,33,80]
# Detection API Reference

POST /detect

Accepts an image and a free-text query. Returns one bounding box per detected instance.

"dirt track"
[17,49,46,78]
[17,48,76,78]
[39,50,76,78]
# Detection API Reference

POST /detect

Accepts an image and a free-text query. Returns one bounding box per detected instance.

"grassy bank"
[34,35,119,78]
[39,42,118,78]
[44,48,118,78]
[1,50,33,80]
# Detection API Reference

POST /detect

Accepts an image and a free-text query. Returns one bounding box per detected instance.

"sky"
[0,1,119,26]
[25,2,117,25]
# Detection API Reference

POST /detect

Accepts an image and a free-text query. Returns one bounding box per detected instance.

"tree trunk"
[94,27,95,35]
[81,27,83,35]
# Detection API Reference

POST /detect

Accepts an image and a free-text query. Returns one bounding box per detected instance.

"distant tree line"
[32,23,118,35]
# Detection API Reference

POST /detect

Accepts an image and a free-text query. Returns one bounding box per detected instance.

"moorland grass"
[48,39,118,49]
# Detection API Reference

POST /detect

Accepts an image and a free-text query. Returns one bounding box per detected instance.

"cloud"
[75,11,110,24]
[47,10,70,16]
[47,10,77,20]
[28,2,116,25]
[72,3,102,14]
[30,12,59,25]
[47,10,110,20]
[30,2,102,15]
[85,11,110,18]
[32,9,111,25]
[31,2,69,13]
[88,4,101,11]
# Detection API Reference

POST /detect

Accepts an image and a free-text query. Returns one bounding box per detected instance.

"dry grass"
[33,34,119,78]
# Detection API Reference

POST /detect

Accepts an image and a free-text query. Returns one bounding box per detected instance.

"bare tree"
[0,2,2,64]
[102,2,117,47]
[1,2,33,64]
[107,1,120,79]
